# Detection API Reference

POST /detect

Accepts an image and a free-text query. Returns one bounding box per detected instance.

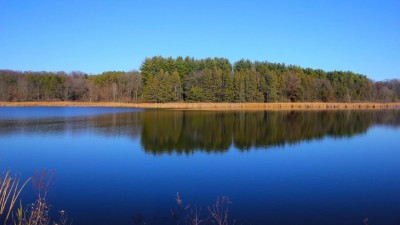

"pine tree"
[265,72,279,102]
[170,70,182,101]
[234,71,246,102]
[222,71,235,102]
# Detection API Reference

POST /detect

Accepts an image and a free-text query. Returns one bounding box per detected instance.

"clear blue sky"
[0,0,399,80]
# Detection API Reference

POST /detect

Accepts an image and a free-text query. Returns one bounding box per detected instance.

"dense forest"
[0,56,399,102]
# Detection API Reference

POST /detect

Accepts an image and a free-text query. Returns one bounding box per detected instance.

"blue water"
[0,107,399,225]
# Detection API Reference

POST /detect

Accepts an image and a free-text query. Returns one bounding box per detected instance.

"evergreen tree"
[264,72,279,102]
[234,71,246,102]
[222,71,235,102]
[171,70,182,101]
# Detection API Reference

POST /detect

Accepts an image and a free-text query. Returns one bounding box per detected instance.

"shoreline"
[1,101,400,110]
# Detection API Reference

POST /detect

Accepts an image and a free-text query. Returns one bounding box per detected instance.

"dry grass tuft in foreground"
[133,193,374,225]
[133,193,235,225]
[0,170,72,225]
[0,171,31,225]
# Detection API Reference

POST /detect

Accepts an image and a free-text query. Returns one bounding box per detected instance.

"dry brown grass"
[0,171,31,225]
[0,170,71,225]
[0,101,400,111]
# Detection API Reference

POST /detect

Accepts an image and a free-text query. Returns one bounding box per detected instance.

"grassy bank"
[1,101,400,110]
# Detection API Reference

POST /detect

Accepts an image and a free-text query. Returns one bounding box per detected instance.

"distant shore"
[1,101,400,110]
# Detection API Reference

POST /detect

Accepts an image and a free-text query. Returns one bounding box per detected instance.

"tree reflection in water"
[141,110,400,154]
[1,109,399,155]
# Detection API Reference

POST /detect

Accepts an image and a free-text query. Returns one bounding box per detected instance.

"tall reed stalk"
[0,171,31,225]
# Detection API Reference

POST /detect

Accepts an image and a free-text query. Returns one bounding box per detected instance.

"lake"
[0,107,399,225]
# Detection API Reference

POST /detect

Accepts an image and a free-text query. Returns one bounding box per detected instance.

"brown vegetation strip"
[1,101,400,110]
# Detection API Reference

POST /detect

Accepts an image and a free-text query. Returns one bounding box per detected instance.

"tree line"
[0,70,142,102]
[0,56,399,102]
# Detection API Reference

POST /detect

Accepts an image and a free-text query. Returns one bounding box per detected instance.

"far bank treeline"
[1,56,399,102]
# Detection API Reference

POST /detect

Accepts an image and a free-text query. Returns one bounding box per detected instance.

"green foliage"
[222,71,235,102]
[138,57,392,103]
[315,78,335,102]
[234,71,246,102]
[234,59,253,72]
[143,69,182,103]
[188,86,204,102]
[0,56,396,103]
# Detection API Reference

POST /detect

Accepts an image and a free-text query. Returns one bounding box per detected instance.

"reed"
[20,170,59,225]
[133,193,235,225]
[0,170,71,225]
[0,171,31,225]
[207,196,233,225]
[1,101,400,111]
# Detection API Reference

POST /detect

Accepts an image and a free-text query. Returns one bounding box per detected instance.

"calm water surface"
[0,107,399,225]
